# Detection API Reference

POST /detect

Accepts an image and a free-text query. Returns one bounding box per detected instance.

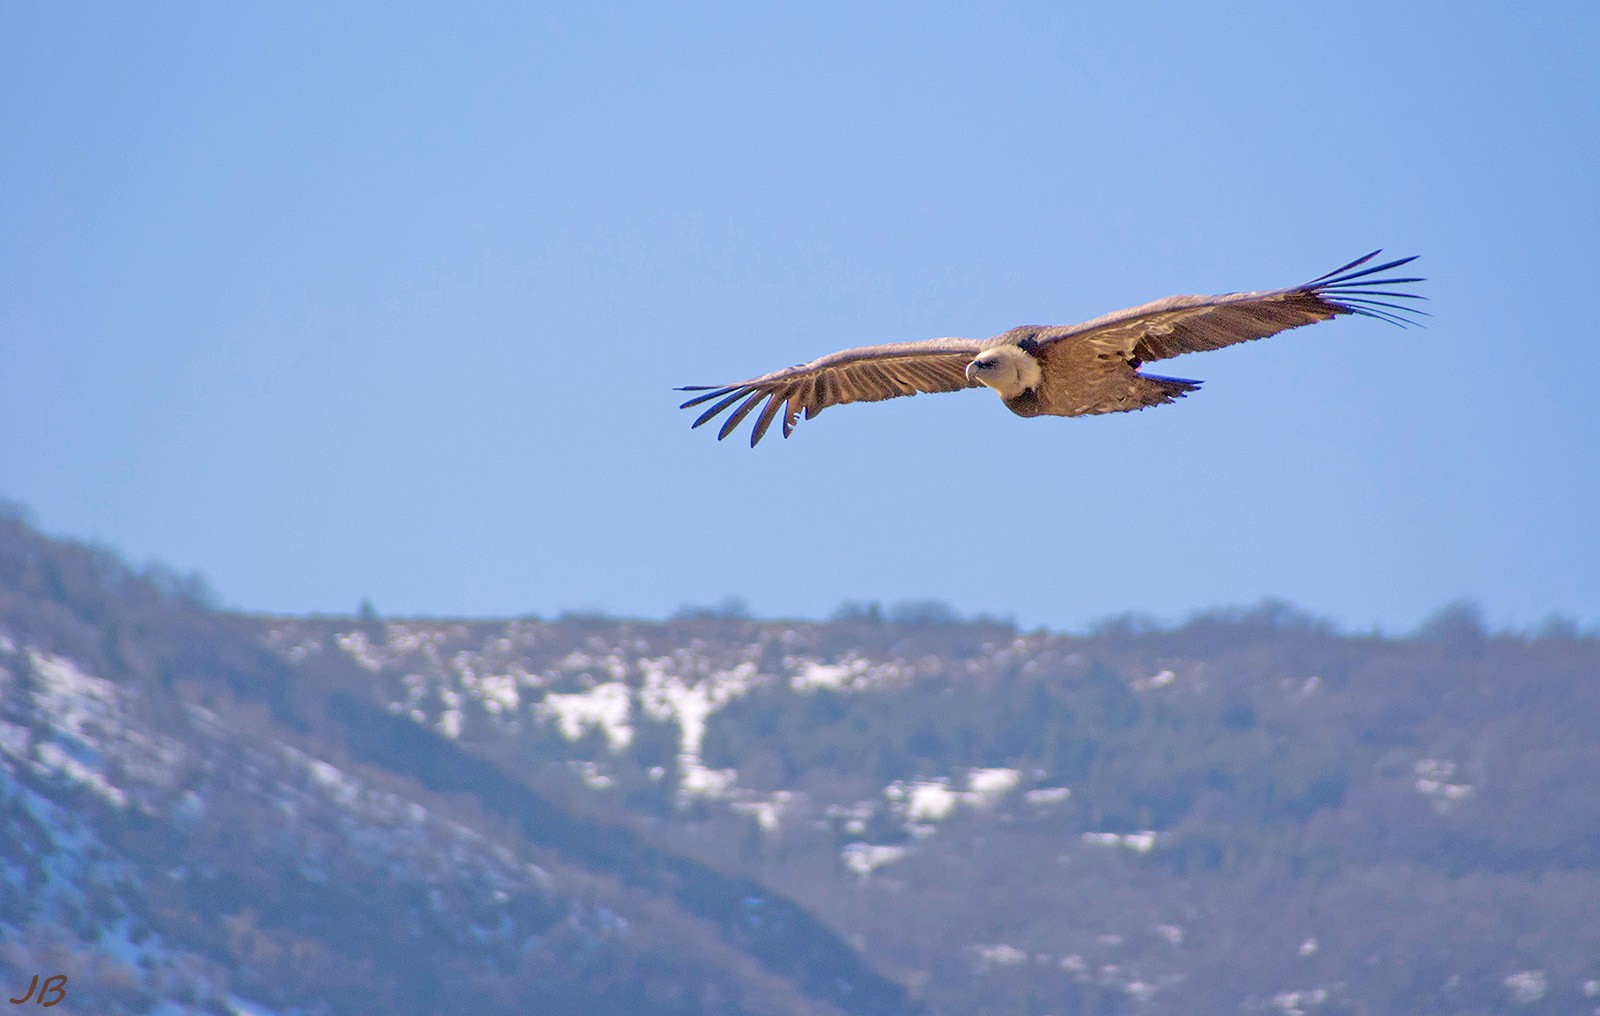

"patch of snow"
[21,649,192,797]
[1081,830,1159,853]
[1125,980,1157,1002]
[788,653,909,693]
[884,769,1022,827]
[966,767,1020,802]
[1124,831,1157,852]
[1414,758,1473,810]
[903,780,959,823]
[541,681,633,751]
[638,660,755,753]
[731,791,794,833]
[974,943,1028,968]
[841,842,905,877]
[226,996,293,1016]
[384,624,458,661]
[569,760,613,790]
[1504,970,1547,1005]
[1272,987,1328,1015]
[1025,786,1072,806]
[33,740,128,806]
[29,649,117,714]
[335,631,384,671]
[474,670,522,715]
[826,801,874,836]
[679,759,737,799]
[637,659,757,799]
[1133,668,1178,692]
[306,759,360,806]
[438,709,463,740]
[792,660,861,691]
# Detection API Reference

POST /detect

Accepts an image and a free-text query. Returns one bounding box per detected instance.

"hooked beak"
[964,360,982,383]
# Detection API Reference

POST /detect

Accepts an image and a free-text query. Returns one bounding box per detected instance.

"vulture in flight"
[678,250,1424,446]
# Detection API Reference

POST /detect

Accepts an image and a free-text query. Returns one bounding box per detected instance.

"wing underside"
[677,338,982,446]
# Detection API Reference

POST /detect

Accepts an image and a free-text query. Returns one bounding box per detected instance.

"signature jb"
[8,976,66,1007]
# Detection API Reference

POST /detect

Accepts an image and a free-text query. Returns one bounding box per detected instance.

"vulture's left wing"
[678,337,983,446]
[1033,250,1425,365]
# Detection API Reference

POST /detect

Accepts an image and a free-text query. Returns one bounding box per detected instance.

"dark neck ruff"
[1003,388,1044,418]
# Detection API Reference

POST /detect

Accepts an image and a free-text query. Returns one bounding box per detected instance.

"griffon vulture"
[678,251,1423,446]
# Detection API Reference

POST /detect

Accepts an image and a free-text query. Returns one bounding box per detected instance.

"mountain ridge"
[4,507,1600,1014]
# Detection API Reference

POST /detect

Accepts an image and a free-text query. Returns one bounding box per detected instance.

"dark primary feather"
[676,337,982,446]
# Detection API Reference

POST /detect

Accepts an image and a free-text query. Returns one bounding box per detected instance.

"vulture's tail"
[1137,373,1203,405]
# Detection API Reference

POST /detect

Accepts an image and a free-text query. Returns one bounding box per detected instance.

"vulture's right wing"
[677,337,983,446]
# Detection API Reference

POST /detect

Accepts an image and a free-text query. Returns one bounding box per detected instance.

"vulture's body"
[679,251,1423,446]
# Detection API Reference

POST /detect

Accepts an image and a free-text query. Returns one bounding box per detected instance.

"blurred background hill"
[4,509,1597,1015]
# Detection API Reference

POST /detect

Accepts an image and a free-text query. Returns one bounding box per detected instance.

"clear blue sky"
[4,3,1597,631]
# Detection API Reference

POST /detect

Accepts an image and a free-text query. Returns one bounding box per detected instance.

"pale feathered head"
[965,345,1042,400]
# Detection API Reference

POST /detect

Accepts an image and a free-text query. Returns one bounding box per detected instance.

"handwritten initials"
[8,975,67,1006]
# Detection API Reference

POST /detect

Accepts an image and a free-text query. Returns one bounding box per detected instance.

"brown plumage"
[678,251,1424,446]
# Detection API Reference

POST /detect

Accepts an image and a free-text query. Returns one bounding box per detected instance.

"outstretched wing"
[677,337,983,446]
[1034,250,1425,365]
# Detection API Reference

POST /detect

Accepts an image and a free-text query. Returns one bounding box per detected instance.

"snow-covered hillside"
[6,510,1600,1016]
